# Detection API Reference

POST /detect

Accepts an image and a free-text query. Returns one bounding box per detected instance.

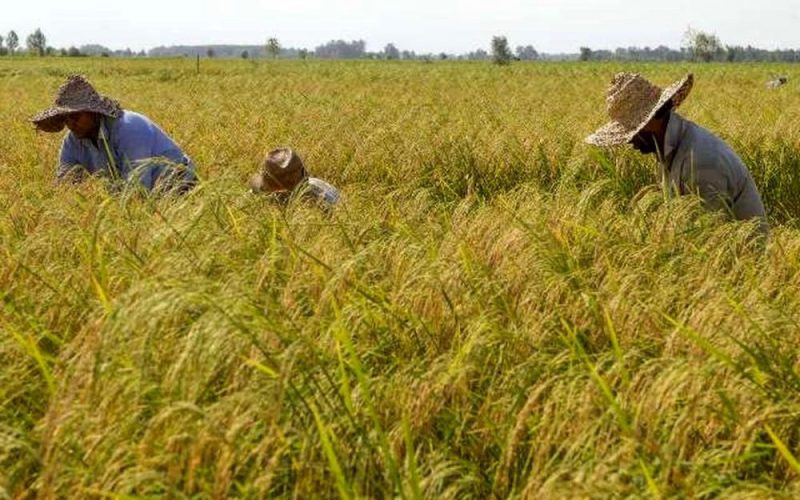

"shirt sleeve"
[57,134,85,181]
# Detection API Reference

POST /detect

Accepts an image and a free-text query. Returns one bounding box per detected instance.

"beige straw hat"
[585,72,694,147]
[31,75,122,133]
[249,147,308,192]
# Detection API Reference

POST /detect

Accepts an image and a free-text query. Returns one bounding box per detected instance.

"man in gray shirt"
[586,72,767,232]
[249,147,340,209]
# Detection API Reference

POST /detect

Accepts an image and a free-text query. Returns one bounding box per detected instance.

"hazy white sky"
[3,1,799,53]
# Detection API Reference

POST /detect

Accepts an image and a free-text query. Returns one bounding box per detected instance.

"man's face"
[259,167,307,193]
[629,121,660,155]
[261,174,292,192]
[64,112,99,139]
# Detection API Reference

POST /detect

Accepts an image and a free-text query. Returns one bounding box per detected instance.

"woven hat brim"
[31,106,79,133]
[585,74,694,147]
[585,121,633,147]
[31,98,120,133]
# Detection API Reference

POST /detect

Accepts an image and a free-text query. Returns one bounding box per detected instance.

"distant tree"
[138,49,147,57]
[383,43,400,60]
[515,45,539,61]
[466,48,488,60]
[206,48,215,58]
[314,39,366,59]
[80,44,113,56]
[266,37,280,59]
[579,47,592,61]
[298,48,309,60]
[725,45,736,62]
[67,46,82,57]
[0,34,4,52]
[683,27,722,62]
[7,31,18,55]
[26,28,46,56]
[439,52,448,60]
[241,50,249,59]
[491,36,512,65]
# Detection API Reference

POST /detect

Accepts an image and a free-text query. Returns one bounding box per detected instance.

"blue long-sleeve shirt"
[58,110,196,190]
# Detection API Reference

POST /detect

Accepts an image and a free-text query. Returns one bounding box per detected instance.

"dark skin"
[257,166,308,193]
[64,111,101,143]
[629,113,670,158]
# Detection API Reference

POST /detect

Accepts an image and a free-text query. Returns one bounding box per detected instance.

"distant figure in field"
[586,72,767,233]
[249,147,340,209]
[766,75,788,89]
[32,74,196,193]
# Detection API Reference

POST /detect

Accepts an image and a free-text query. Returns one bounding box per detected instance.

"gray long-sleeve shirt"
[659,112,767,228]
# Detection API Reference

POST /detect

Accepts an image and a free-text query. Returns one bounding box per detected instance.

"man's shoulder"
[113,110,155,133]
[683,118,729,148]
[680,117,742,165]
[308,177,336,189]
[306,177,340,205]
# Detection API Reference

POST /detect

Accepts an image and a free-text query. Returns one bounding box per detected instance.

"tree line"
[0,27,146,57]
[578,28,800,63]
[2,27,799,63]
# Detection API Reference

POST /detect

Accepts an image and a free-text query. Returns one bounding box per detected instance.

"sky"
[3,0,799,54]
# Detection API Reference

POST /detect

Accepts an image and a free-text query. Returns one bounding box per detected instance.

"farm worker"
[586,73,767,232]
[249,147,340,209]
[32,74,196,193]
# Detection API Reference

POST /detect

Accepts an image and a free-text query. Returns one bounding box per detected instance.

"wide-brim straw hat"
[31,74,122,133]
[585,72,694,147]
[249,147,308,192]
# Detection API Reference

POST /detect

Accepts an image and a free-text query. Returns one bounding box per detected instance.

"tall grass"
[2,57,800,497]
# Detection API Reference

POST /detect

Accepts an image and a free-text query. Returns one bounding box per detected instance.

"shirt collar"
[660,111,683,166]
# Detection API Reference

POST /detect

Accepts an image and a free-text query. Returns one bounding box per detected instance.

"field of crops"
[2,57,800,498]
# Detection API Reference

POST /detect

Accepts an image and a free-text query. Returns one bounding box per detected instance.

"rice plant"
[2,57,800,498]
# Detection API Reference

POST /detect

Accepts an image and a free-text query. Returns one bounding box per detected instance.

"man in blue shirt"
[32,74,196,193]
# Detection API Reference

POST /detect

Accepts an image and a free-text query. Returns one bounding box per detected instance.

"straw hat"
[585,72,694,147]
[31,75,122,133]
[249,147,308,192]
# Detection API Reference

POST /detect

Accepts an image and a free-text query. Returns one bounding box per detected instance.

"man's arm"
[56,134,88,183]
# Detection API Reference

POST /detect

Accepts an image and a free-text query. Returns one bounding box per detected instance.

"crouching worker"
[249,147,340,209]
[586,72,768,235]
[32,75,197,193]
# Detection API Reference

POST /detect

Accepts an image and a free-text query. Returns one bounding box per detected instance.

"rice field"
[2,57,800,498]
